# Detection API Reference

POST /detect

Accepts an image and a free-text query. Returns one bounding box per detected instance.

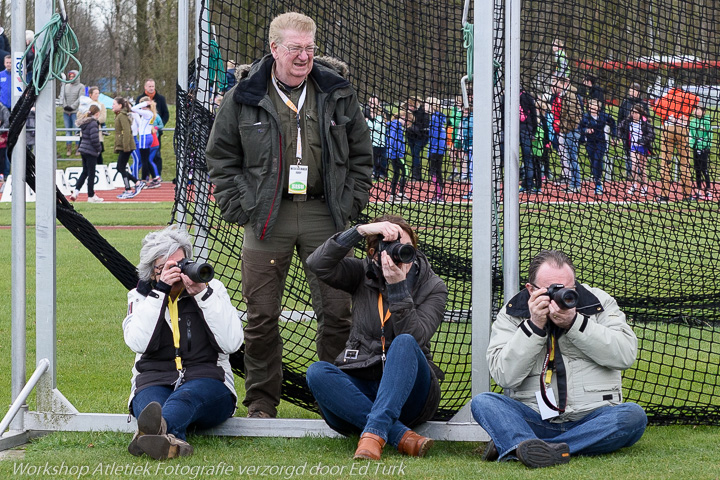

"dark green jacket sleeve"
[205,94,250,226]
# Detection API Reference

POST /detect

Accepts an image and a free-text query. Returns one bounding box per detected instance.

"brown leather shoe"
[128,402,167,456]
[137,434,193,460]
[397,430,434,457]
[353,432,386,460]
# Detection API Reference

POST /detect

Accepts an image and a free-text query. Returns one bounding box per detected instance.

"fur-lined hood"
[232,54,352,106]
[235,55,350,82]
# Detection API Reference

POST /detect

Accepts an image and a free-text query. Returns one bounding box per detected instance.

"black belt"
[282,193,325,201]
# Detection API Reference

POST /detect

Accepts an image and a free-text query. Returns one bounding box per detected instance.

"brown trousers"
[660,125,692,198]
[240,198,351,416]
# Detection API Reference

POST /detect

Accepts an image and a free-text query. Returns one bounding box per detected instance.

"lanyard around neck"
[271,71,308,162]
[167,289,187,390]
[377,293,391,364]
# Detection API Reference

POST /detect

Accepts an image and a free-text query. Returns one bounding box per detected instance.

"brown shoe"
[397,430,434,457]
[66,145,71,157]
[354,432,385,460]
[128,402,167,456]
[137,434,193,460]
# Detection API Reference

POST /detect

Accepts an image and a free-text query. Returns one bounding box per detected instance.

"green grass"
[1,205,719,479]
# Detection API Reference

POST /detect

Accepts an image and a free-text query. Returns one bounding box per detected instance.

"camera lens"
[557,289,579,309]
[179,259,215,283]
[391,243,416,264]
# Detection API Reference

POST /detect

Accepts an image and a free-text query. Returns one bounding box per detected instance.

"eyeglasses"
[278,43,318,56]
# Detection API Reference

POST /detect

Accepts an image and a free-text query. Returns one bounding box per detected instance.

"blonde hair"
[269,12,316,45]
[139,95,157,123]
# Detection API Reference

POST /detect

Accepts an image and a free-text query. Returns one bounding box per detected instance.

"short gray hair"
[137,224,193,282]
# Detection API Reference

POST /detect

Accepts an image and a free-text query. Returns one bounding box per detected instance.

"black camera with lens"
[544,283,579,309]
[176,258,215,283]
[379,236,416,265]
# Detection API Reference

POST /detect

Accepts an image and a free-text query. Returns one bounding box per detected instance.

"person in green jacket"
[689,105,713,200]
[205,12,373,419]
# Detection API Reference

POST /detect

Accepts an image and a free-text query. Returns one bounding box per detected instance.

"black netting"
[171,0,720,425]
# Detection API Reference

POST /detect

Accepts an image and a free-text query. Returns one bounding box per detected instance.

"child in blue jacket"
[579,98,616,195]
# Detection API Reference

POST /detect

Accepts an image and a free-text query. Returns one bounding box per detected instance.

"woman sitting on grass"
[123,225,243,460]
[305,215,448,460]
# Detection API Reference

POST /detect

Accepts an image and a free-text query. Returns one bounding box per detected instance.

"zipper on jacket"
[260,132,283,240]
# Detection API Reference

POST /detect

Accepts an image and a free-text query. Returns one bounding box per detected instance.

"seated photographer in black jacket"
[305,215,448,460]
[123,225,243,460]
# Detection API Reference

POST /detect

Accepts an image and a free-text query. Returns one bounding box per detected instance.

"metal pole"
[192,0,211,262]
[175,0,189,226]
[472,0,494,397]
[503,0,520,300]
[35,0,58,411]
[0,359,49,437]
[10,0,28,433]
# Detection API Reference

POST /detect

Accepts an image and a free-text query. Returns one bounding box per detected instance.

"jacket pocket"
[329,121,350,164]
[239,122,273,171]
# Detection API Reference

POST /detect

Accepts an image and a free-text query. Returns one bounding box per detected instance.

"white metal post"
[503,0,520,299]
[10,0,28,434]
[34,0,77,415]
[175,0,189,225]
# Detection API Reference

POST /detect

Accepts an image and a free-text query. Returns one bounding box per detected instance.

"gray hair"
[137,224,193,282]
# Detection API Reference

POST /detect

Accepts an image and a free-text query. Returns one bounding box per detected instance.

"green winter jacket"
[205,55,373,240]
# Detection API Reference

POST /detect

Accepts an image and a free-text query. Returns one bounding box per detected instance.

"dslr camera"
[176,258,215,283]
[543,283,579,309]
[379,236,416,265]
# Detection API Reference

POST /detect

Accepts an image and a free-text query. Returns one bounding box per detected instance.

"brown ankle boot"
[354,432,385,460]
[397,430,434,457]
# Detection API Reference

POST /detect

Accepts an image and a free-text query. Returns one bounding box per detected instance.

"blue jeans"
[408,138,426,181]
[131,378,235,441]
[306,334,432,447]
[63,112,78,146]
[520,126,535,190]
[586,141,607,186]
[471,392,647,460]
[560,130,581,189]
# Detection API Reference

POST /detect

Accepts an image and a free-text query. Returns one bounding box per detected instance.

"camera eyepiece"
[544,283,579,309]
[176,258,214,283]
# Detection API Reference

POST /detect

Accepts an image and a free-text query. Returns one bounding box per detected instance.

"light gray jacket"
[488,283,637,422]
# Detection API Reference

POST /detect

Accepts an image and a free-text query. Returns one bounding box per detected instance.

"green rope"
[463,22,474,81]
[23,12,82,94]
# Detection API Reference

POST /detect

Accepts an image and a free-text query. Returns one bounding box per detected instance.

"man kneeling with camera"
[123,225,243,460]
[471,250,647,468]
[305,215,448,460]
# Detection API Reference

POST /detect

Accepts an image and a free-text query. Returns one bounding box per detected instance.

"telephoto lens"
[177,258,215,283]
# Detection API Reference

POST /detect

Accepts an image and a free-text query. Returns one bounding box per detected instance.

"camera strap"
[377,293,391,370]
[540,328,567,413]
[167,289,186,390]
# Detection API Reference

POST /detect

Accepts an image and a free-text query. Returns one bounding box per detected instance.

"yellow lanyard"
[377,294,391,362]
[545,335,555,385]
[271,71,307,161]
[167,292,183,371]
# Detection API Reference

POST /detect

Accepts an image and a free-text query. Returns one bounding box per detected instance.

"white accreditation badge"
[536,388,560,420]
[288,165,309,195]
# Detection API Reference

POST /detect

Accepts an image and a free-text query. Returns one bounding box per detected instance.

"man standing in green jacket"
[205,12,373,419]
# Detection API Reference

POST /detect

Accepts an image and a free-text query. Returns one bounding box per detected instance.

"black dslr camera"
[379,236,416,265]
[543,283,579,309]
[176,258,215,283]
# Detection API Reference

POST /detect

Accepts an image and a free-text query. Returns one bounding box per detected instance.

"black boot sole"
[516,439,570,468]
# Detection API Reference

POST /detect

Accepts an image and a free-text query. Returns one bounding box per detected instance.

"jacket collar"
[233,54,350,106]
[505,282,604,318]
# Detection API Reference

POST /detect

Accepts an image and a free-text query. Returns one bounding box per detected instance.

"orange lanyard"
[377,293,391,363]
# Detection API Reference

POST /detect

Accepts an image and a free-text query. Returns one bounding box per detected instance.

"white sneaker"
[69,189,79,202]
[87,195,104,203]
[640,186,648,196]
[627,184,636,195]
[706,191,713,200]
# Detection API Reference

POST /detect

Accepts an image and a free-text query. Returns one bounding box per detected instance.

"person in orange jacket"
[653,87,699,201]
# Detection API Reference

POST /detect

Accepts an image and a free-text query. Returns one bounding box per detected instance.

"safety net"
[169,0,720,424]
